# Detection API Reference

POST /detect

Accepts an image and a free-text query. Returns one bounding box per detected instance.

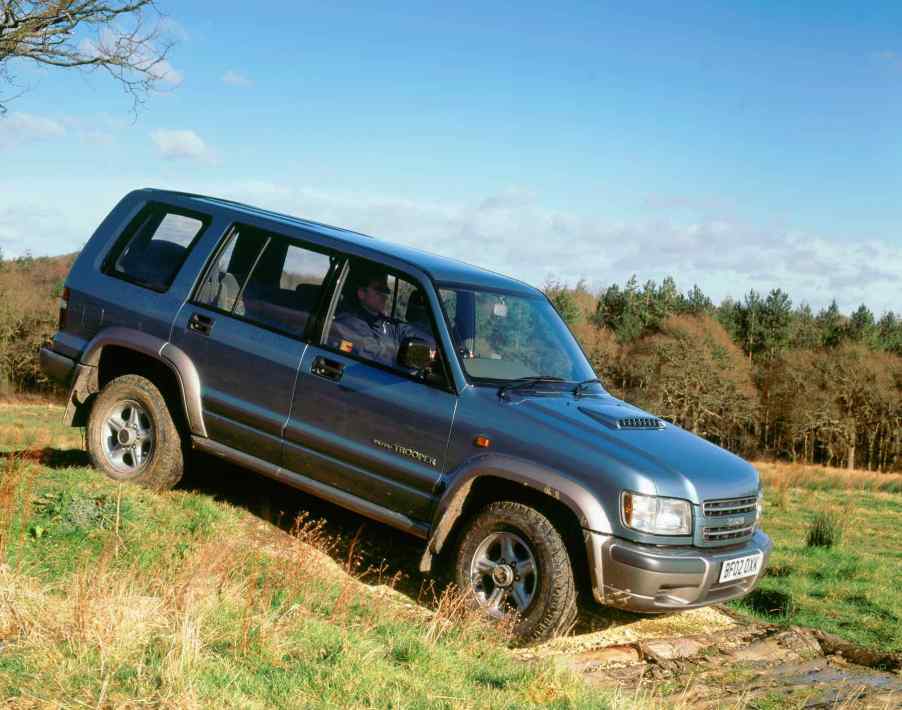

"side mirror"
[399,337,432,371]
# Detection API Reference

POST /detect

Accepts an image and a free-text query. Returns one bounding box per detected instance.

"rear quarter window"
[104,204,209,292]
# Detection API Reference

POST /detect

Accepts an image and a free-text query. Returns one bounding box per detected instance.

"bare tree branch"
[0,1,177,114]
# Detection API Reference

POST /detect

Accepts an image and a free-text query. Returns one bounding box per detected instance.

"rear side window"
[243,239,335,334]
[106,205,207,291]
[195,225,340,337]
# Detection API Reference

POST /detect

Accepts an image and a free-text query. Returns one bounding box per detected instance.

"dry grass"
[0,402,83,453]
[755,460,902,494]
[0,449,602,707]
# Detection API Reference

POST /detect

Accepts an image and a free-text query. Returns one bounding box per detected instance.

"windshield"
[438,286,598,383]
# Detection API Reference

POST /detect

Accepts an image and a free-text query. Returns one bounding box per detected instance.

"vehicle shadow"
[0,447,90,468]
[179,451,443,607]
[178,454,647,633]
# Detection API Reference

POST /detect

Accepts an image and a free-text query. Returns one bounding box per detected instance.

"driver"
[329,269,405,367]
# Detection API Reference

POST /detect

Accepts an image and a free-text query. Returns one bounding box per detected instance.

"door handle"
[188,313,214,336]
[311,356,344,382]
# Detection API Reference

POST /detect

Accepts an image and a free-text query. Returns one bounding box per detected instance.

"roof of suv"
[148,189,539,296]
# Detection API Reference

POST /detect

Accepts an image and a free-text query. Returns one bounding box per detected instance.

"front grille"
[703,521,756,542]
[617,417,665,430]
[703,496,757,517]
[702,496,757,544]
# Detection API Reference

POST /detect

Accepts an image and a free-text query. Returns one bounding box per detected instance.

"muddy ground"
[182,453,902,709]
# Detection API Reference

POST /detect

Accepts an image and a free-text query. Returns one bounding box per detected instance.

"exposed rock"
[640,637,711,663]
[812,629,902,672]
[567,644,642,672]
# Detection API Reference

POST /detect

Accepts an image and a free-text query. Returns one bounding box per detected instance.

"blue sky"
[2,1,901,313]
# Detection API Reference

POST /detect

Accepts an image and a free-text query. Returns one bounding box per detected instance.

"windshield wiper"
[574,378,603,398]
[498,376,571,399]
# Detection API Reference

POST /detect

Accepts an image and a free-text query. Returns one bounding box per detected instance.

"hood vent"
[617,417,665,430]
[579,406,665,430]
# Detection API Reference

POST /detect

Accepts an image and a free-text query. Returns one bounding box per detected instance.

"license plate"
[719,553,763,583]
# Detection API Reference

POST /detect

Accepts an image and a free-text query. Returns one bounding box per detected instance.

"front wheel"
[454,501,577,644]
[86,374,184,491]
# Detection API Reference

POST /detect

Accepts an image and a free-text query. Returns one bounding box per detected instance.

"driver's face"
[358,281,390,315]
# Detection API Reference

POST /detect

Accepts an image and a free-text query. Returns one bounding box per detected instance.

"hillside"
[0,404,606,708]
[1,404,900,708]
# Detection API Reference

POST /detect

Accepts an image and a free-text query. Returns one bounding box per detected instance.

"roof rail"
[143,188,373,240]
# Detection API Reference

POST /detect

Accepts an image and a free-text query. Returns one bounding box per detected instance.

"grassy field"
[1,403,900,707]
[0,405,606,708]
[730,462,902,653]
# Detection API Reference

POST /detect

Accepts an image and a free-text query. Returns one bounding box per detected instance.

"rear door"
[284,257,457,522]
[171,224,342,464]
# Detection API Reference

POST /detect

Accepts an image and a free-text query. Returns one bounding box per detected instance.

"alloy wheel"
[101,400,155,474]
[469,531,538,617]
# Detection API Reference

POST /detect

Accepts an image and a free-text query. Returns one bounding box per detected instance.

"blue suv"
[40,189,772,643]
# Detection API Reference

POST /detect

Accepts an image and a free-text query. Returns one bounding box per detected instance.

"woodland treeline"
[1,254,899,472]
[0,253,73,396]
[548,277,902,472]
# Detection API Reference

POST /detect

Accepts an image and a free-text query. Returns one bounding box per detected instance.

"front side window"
[195,225,339,337]
[438,286,596,383]
[108,206,207,291]
[326,260,441,375]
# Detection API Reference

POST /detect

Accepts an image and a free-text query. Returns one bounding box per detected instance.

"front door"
[171,224,340,464]
[283,260,456,522]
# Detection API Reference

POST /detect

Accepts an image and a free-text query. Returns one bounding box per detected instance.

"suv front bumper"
[588,529,772,612]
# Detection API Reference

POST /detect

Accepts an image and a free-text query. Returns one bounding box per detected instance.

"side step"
[191,436,430,540]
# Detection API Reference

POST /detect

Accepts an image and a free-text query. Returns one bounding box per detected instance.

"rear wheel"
[87,374,184,490]
[454,501,577,644]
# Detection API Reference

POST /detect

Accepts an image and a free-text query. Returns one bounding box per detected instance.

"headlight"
[621,492,692,536]
[756,489,764,527]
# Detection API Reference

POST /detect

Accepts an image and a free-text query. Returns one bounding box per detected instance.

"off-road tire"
[454,501,578,645]
[87,374,184,490]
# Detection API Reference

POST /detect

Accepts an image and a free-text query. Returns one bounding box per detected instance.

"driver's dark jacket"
[329,304,434,368]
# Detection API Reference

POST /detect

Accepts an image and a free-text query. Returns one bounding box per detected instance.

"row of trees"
[548,278,901,472]
[566,275,902,356]
[1,255,898,472]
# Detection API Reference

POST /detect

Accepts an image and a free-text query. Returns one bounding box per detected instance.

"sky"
[1,1,901,314]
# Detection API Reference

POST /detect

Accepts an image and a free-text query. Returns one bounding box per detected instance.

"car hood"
[501,393,759,504]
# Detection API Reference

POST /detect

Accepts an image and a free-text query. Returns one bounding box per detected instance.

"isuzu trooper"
[40,189,772,642]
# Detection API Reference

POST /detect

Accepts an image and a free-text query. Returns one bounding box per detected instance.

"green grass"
[0,402,82,452]
[3,403,900,706]
[731,481,902,653]
[0,413,609,708]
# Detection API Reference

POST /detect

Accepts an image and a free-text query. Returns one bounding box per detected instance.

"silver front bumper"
[588,529,773,612]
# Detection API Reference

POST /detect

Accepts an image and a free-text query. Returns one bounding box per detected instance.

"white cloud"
[1,176,899,316]
[221,70,253,88]
[213,182,902,315]
[0,112,66,149]
[148,58,183,87]
[0,203,77,257]
[60,114,126,146]
[150,129,215,163]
